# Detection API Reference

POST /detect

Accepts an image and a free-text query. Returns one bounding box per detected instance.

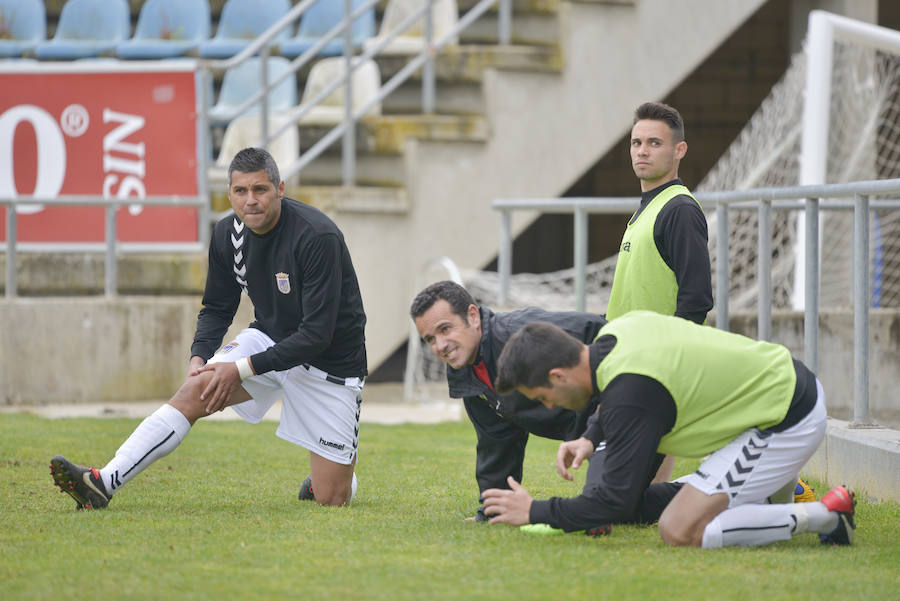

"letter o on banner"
[0,105,67,214]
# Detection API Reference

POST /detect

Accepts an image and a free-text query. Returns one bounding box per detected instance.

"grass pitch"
[1,413,898,601]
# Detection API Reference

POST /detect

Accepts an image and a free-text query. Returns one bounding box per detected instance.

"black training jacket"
[446,307,606,498]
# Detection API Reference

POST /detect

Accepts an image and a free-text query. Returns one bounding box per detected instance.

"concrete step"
[375,44,562,85]
[288,184,409,214]
[296,114,488,186]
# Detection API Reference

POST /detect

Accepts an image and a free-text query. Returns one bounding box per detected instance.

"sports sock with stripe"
[99,404,191,495]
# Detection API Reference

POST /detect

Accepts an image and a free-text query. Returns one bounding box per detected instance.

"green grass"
[1,413,898,601]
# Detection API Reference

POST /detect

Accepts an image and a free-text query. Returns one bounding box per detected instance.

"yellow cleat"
[794,477,817,503]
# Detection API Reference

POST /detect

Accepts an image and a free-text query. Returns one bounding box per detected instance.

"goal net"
[406,17,900,401]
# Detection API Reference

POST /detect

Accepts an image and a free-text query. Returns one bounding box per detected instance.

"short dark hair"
[495,322,584,394]
[410,280,475,320]
[634,102,685,142]
[228,147,281,187]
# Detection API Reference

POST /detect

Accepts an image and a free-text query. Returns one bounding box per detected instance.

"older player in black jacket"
[410,281,676,523]
[50,147,367,510]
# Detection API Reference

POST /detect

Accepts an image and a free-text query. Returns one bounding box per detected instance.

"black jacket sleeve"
[529,374,677,531]
[191,226,242,361]
[655,197,713,324]
[464,396,529,494]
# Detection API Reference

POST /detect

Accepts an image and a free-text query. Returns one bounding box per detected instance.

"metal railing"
[493,178,900,427]
[2,195,206,297]
[200,0,513,186]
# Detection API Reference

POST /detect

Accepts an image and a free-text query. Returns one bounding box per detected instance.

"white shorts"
[208,328,364,465]
[685,379,827,508]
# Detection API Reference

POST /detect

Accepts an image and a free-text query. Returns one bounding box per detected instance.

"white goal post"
[795,10,900,309]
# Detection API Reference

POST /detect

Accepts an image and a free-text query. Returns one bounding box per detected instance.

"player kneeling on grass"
[50,147,367,509]
[481,312,856,548]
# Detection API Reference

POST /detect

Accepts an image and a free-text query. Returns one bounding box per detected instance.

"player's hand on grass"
[556,437,594,481]
[196,361,242,414]
[481,477,533,526]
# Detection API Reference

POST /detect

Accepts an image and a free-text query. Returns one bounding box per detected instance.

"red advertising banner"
[0,61,200,243]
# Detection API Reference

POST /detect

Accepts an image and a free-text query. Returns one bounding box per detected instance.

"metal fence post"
[852,193,874,426]
[805,197,820,373]
[195,67,212,246]
[423,0,436,114]
[574,204,587,312]
[715,202,729,330]
[105,204,117,297]
[498,0,512,45]
[342,0,356,185]
[5,205,16,298]
[498,209,511,306]
[260,46,270,148]
[758,199,772,340]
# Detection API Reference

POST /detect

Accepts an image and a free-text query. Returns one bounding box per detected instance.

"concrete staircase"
[291,0,767,369]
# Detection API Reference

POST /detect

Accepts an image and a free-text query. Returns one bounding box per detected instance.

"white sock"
[99,404,191,494]
[701,504,796,548]
[349,473,358,503]
[802,501,840,534]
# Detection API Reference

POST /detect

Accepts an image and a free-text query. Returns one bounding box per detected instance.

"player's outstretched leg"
[49,455,110,510]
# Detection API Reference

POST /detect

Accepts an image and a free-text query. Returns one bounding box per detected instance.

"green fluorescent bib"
[606,185,697,320]
[594,312,796,457]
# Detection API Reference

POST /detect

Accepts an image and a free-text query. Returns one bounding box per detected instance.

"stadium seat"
[208,56,298,124]
[34,0,130,60]
[0,0,45,58]
[116,0,210,59]
[215,114,299,178]
[363,0,458,56]
[280,0,375,59]
[297,57,381,125]
[198,0,291,59]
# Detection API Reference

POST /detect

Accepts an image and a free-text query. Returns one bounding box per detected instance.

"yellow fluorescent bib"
[594,312,796,458]
[606,185,697,320]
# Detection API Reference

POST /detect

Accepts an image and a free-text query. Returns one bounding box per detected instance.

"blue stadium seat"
[117,0,210,59]
[281,0,375,59]
[0,0,45,58]
[198,0,291,59]
[208,56,298,124]
[34,0,130,60]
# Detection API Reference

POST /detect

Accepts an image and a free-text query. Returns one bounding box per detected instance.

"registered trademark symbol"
[60,104,89,137]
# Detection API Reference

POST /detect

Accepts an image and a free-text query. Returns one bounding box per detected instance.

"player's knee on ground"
[313,479,353,506]
[658,513,702,547]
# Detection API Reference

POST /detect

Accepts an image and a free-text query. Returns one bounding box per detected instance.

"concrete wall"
[805,419,900,502]
[3,298,899,423]
[0,296,253,404]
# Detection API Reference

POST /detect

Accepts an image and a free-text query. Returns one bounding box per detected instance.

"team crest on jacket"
[275,272,291,294]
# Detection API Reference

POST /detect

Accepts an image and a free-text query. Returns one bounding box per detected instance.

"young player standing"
[50,147,367,508]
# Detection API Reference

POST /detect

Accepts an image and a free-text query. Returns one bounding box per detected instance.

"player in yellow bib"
[481,314,856,548]
[607,102,712,323]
